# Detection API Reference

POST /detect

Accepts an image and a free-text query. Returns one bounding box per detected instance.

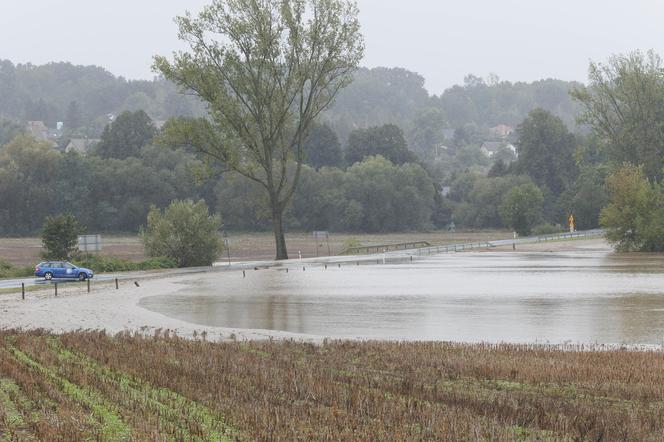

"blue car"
[34,261,94,281]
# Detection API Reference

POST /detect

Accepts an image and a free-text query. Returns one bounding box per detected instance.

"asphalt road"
[0,267,211,290]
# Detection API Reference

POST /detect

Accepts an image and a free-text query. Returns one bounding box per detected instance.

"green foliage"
[222,157,436,233]
[154,0,363,260]
[345,124,417,166]
[572,50,664,181]
[409,107,447,159]
[0,133,210,234]
[559,166,609,230]
[41,214,84,260]
[304,123,343,169]
[343,156,434,231]
[95,110,156,159]
[0,118,23,148]
[514,108,577,195]
[0,134,62,234]
[75,255,177,272]
[324,67,430,144]
[499,183,544,236]
[531,223,563,236]
[437,76,581,129]
[142,200,222,267]
[600,164,664,252]
[0,259,33,279]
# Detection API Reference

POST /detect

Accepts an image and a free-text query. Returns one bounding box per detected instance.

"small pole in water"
[286,268,289,273]
[243,270,246,278]
[410,255,413,261]
[338,263,341,268]
[303,266,306,271]
[324,264,327,270]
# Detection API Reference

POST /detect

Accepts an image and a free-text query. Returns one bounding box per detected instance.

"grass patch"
[0,259,33,279]
[74,255,177,272]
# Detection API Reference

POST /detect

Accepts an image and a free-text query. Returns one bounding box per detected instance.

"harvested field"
[0,230,511,266]
[1,331,663,441]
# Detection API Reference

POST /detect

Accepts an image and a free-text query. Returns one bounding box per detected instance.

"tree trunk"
[271,201,288,260]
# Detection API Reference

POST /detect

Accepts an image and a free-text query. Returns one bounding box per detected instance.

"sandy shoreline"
[1,237,618,343]
[0,271,324,343]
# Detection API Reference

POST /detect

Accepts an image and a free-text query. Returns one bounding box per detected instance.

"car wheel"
[78,272,87,281]
[44,272,53,281]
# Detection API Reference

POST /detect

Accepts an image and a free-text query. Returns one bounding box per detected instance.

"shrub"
[600,164,664,251]
[41,214,84,260]
[499,183,544,236]
[0,259,33,279]
[142,200,223,267]
[75,255,177,273]
[531,223,563,236]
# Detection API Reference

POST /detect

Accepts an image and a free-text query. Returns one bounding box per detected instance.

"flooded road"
[140,250,664,344]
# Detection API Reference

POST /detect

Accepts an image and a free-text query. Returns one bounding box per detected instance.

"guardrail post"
[21,283,25,300]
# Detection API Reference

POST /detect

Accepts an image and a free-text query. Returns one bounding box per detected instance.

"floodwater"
[140,250,664,344]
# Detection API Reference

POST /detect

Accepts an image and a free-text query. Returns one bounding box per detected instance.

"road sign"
[78,234,102,252]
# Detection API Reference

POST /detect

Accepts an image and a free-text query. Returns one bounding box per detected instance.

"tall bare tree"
[154,0,364,259]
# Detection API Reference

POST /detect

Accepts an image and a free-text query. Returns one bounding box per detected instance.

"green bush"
[0,259,34,279]
[142,200,223,267]
[531,224,563,236]
[41,214,84,260]
[75,255,177,273]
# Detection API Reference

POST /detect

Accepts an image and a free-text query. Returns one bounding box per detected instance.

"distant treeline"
[0,59,610,237]
[0,60,581,144]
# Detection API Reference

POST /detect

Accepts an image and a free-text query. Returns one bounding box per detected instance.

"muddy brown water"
[140,250,664,344]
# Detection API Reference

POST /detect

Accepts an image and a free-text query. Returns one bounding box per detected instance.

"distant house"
[65,138,100,155]
[154,120,167,130]
[489,124,514,139]
[26,121,49,140]
[433,144,450,158]
[480,141,517,158]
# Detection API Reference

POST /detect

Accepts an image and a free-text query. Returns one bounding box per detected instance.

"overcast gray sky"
[1,0,664,94]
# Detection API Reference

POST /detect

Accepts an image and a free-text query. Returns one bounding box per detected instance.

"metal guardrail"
[339,241,431,255]
[410,229,605,256]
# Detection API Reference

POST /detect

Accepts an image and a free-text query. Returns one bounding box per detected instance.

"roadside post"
[87,279,90,293]
[223,231,231,266]
[21,283,25,300]
[115,278,119,290]
[54,283,58,297]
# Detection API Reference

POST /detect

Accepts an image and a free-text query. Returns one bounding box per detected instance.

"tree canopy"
[572,50,664,181]
[514,108,577,195]
[345,124,417,166]
[96,110,156,159]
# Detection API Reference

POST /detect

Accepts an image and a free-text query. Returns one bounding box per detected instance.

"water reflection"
[140,251,664,344]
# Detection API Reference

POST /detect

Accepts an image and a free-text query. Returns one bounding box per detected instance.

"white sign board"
[78,234,102,252]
